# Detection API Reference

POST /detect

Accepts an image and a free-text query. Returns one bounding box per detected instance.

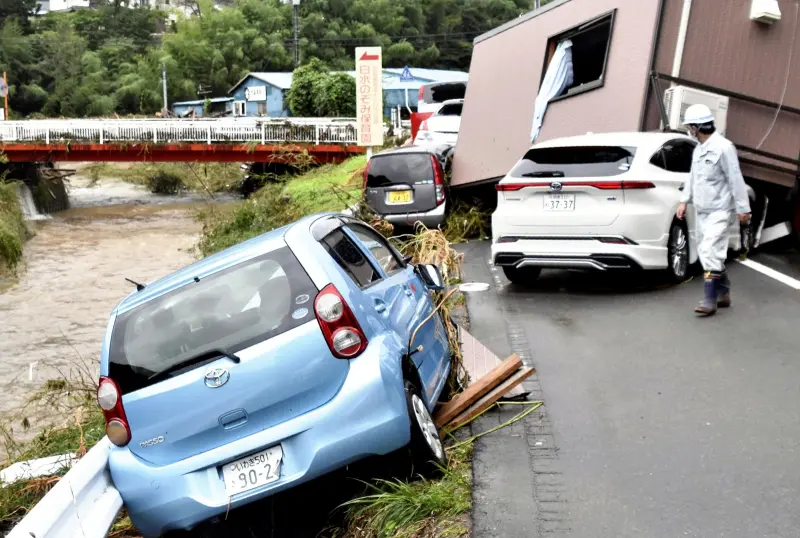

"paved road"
[460,242,800,538]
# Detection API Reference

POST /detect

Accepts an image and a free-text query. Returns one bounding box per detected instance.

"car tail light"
[97,376,131,447]
[431,155,445,205]
[314,284,367,359]
[496,181,656,192]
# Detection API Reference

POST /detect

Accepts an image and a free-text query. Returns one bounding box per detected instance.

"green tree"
[314,73,356,117]
[287,58,327,117]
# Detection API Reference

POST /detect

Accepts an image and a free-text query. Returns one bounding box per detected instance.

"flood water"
[0,169,234,444]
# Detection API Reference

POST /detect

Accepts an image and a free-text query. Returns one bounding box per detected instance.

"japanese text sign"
[355,47,384,147]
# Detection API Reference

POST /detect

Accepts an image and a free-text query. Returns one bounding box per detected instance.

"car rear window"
[108,246,318,395]
[436,103,463,116]
[509,146,636,178]
[423,82,466,103]
[366,153,433,188]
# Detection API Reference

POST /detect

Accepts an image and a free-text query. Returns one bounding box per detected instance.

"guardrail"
[7,438,122,538]
[0,118,359,145]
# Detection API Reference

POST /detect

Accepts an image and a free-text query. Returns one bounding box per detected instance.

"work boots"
[717,271,731,308]
[695,271,721,316]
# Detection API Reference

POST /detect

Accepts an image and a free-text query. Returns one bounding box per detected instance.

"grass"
[0,181,28,278]
[336,443,473,538]
[82,162,246,195]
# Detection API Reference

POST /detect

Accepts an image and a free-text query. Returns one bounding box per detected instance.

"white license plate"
[543,194,576,211]
[222,445,283,496]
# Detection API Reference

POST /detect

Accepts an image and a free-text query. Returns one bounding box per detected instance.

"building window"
[541,10,616,102]
[234,101,246,116]
[256,102,267,116]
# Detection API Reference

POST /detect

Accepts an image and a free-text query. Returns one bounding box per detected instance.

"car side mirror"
[416,264,444,291]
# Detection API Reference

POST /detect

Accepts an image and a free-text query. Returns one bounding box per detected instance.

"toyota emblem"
[550,181,563,192]
[204,367,230,389]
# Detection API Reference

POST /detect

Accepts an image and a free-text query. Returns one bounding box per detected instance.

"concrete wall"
[452,0,662,187]
[646,0,800,187]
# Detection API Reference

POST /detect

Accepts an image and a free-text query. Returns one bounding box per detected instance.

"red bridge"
[0,118,366,164]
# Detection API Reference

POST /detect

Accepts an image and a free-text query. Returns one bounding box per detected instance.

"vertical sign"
[355,47,383,148]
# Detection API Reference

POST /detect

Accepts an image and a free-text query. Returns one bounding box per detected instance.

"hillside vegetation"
[0,0,553,119]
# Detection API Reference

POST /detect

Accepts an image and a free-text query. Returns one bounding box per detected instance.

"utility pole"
[2,72,8,121]
[534,0,541,8]
[292,0,301,67]
[161,62,168,114]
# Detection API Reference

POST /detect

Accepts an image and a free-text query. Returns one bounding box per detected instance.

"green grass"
[338,443,473,538]
[197,156,367,256]
[83,162,245,194]
[0,182,28,274]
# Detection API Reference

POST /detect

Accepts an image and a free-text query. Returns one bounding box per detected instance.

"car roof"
[374,143,454,158]
[113,213,331,315]
[439,99,464,106]
[530,131,694,155]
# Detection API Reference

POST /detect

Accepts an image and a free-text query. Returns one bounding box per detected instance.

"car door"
[344,223,442,403]
[650,139,699,257]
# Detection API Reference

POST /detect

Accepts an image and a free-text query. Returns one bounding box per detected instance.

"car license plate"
[543,194,575,211]
[387,190,412,204]
[222,445,283,496]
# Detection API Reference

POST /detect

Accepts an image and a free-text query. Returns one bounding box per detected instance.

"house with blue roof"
[224,67,468,119]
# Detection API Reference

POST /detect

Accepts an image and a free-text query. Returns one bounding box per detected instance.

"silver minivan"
[363,144,454,229]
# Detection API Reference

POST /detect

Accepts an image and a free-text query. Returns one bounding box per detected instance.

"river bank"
[0,167,233,450]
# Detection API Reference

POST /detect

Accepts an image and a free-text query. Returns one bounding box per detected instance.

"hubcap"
[671,226,688,277]
[411,394,444,460]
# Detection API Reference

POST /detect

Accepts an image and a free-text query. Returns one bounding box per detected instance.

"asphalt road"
[459,242,800,538]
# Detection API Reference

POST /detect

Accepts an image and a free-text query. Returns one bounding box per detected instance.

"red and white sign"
[355,47,383,147]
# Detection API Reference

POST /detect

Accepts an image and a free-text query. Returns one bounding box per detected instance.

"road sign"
[355,47,384,148]
[399,66,413,82]
[0,79,7,98]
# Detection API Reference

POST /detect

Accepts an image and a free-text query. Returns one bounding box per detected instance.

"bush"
[0,182,27,271]
[147,169,185,194]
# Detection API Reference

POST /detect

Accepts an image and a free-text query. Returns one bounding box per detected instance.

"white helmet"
[683,104,714,125]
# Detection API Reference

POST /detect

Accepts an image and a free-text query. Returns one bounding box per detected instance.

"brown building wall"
[647,0,800,187]
[451,0,662,187]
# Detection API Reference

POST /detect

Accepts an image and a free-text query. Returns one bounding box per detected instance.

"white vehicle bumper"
[490,236,669,272]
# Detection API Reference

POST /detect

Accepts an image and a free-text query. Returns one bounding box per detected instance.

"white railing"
[0,118,359,145]
[6,438,122,538]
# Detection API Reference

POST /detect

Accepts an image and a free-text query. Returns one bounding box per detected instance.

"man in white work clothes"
[676,104,751,316]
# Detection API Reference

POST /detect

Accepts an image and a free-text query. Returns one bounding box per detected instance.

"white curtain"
[530,39,574,143]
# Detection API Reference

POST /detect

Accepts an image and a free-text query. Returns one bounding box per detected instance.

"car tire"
[404,380,447,474]
[502,265,542,286]
[667,221,690,282]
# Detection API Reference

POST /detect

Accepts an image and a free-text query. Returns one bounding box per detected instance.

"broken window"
[541,11,615,100]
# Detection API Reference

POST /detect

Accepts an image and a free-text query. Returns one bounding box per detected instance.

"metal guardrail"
[0,118,359,145]
[7,438,123,538]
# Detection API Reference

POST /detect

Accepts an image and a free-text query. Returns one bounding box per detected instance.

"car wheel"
[404,380,447,473]
[667,221,690,282]
[502,265,542,286]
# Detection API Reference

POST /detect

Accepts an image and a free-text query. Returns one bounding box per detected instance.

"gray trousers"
[696,210,734,273]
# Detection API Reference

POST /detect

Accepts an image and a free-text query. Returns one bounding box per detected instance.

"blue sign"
[399,66,413,82]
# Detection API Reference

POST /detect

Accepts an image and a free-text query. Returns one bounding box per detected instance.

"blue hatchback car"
[96,213,452,537]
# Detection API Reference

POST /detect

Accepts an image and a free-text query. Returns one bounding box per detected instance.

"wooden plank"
[443,367,536,431]
[458,326,527,399]
[434,353,522,427]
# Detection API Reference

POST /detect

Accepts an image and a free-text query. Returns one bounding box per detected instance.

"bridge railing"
[0,118,359,145]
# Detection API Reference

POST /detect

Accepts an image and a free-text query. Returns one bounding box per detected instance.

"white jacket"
[680,132,751,215]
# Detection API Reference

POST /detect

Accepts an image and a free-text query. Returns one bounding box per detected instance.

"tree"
[287,58,327,117]
[314,73,356,117]
[0,0,39,31]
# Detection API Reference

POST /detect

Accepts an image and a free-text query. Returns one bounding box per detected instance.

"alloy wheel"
[411,393,444,461]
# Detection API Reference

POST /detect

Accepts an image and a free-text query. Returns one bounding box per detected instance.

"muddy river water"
[0,172,234,441]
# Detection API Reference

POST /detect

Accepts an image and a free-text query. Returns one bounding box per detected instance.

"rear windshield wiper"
[520,171,565,178]
[147,348,241,382]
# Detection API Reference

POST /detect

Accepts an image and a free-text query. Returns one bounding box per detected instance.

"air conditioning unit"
[663,85,729,137]
[750,0,781,24]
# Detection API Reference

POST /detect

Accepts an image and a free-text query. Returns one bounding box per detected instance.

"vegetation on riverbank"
[0,181,28,278]
[83,162,246,195]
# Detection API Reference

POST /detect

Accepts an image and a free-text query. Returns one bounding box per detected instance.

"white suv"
[491,132,754,285]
